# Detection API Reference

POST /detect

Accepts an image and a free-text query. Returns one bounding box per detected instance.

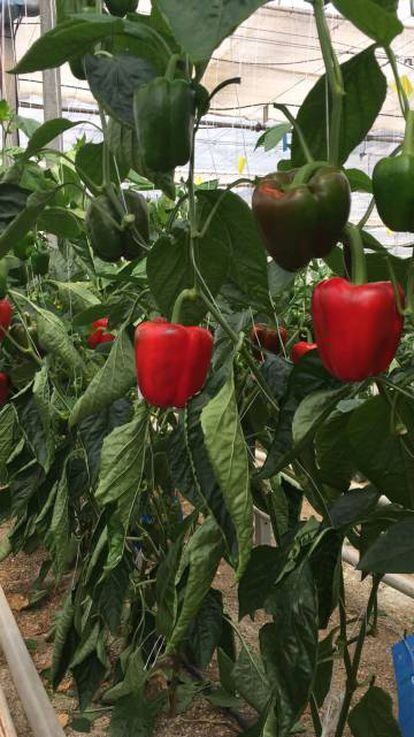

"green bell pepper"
[134,77,195,173]
[373,111,414,233]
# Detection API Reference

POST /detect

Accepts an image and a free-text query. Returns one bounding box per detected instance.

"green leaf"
[96,405,148,529]
[0,405,16,477]
[110,693,162,737]
[0,188,57,258]
[232,647,269,713]
[185,588,224,668]
[12,15,125,74]
[329,485,380,529]
[51,590,79,688]
[166,517,224,654]
[238,545,283,620]
[85,53,156,128]
[197,190,270,310]
[14,115,40,138]
[51,281,99,313]
[0,183,30,233]
[359,516,414,573]
[33,366,54,473]
[75,141,129,191]
[255,123,291,152]
[292,387,349,447]
[201,374,253,577]
[331,0,402,45]
[348,686,402,737]
[147,221,230,324]
[37,307,87,377]
[74,650,107,712]
[261,565,318,737]
[70,623,101,669]
[70,330,135,426]
[315,405,357,491]
[38,207,82,239]
[345,168,373,193]
[313,631,335,708]
[292,45,387,167]
[156,0,268,62]
[48,470,70,577]
[98,559,130,633]
[347,395,414,507]
[25,118,79,157]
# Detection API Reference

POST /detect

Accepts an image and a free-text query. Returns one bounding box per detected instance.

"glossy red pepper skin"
[134,321,213,408]
[0,373,9,406]
[87,318,115,349]
[250,323,287,361]
[0,299,12,341]
[291,341,317,365]
[311,277,404,382]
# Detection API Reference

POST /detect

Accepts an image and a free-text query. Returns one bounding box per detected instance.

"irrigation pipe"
[0,585,65,737]
[0,682,17,737]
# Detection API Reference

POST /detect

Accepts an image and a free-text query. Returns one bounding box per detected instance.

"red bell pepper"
[311,277,404,382]
[250,323,287,361]
[0,373,9,406]
[134,320,213,408]
[87,318,115,349]
[291,341,317,365]
[0,299,12,341]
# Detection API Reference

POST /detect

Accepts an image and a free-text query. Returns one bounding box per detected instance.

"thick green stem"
[403,109,414,157]
[273,103,314,164]
[313,0,344,167]
[386,46,410,119]
[343,224,367,285]
[406,248,414,321]
[165,53,180,81]
[335,578,380,737]
[291,160,329,187]
[171,287,198,323]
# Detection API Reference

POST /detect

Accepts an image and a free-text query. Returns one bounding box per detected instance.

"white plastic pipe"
[0,586,65,737]
[342,546,414,599]
[0,681,18,737]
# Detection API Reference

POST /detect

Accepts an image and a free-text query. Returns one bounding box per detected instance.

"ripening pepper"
[250,323,287,361]
[85,195,123,262]
[373,112,414,232]
[252,166,351,271]
[134,78,195,172]
[134,320,213,408]
[87,318,115,349]
[0,299,12,341]
[30,250,50,276]
[291,341,317,365]
[311,277,404,382]
[0,373,9,406]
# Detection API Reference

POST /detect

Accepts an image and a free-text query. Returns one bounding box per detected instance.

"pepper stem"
[406,249,414,322]
[291,160,330,187]
[403,110,414,157]
[171,287,198,323]
[343,224,367,286]
[165,54,180,81]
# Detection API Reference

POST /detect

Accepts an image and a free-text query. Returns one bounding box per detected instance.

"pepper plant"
[0,1,413,736]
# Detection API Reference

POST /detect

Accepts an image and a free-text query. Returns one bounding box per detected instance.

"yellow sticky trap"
[238,156,247,174]
[390,75,413,98]
[195,175,204,185]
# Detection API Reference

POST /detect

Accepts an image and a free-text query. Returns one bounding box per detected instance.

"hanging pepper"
[311,278,404,382]
[104,0,137,15]
[30,249,50,276]
[252,165,351,271]
[373,111,414,232]
[0,373,9,406]
[134,77,195,172]
[122,190,150,260]
[291,341,317,365]
[250,323,287,361]
[0,299,12,341]
[134,320,213,408]
[87,318,115,349]
[85,195,124,262]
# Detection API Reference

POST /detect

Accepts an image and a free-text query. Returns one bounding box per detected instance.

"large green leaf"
[0,405,16,477]
[156,0,268,62]
[12,15,125,73]
[147,221,230,324]
[261,565,318,737]
[70,330,136,426]
[232,647,269,713]
[96,405,149,529]
[38,207,82,239]
[184,588,224,668]
[51,590,79,688]
[75,141,129,191]
[359,516,414,573]
[201,374,253,577]
[37,307,87,377]
[51,281,99,313]
[315,404,357,491]
[33,366,54,474]
[347,395,414,508]
[197,190,270,310]
[25,118,80,156]
[110,692,162,737]
[0,188,56,257]
[348,686,402,737]
[238,545,283,620]
[292,45,387,166]
[0,184,30,233]
[166,517,224,653]
[331,0,402,45]
[85,53,156,128]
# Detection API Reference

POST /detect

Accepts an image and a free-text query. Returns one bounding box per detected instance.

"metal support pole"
[38,0,62,150]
